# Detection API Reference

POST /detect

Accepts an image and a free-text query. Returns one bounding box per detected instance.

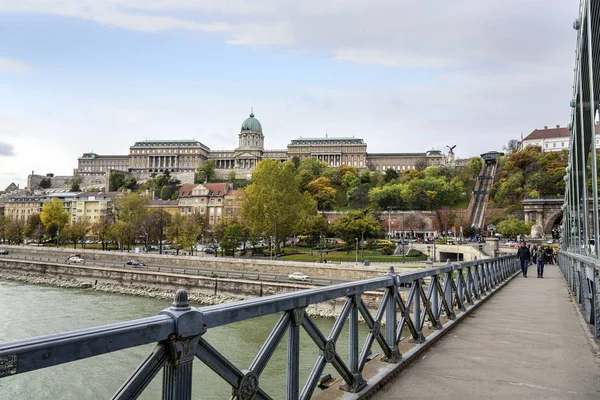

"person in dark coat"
[536,246,546,278]
[517,243,531,277]
[545,246,554,265]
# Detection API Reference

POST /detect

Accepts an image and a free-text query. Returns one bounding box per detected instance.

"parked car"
[0,249,8,255]
[67,256,85,264]
[203,248,215,254]
[126,259,146,267]
[547,239,560,244]
[288,272,310,281]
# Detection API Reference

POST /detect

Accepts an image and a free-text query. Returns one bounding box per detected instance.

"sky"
[0,0,580,190]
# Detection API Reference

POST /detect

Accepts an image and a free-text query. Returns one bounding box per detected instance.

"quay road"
[0,250,349,287]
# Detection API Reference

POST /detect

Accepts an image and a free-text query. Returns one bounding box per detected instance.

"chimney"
[556,125,560,128]
[544,126,548,129]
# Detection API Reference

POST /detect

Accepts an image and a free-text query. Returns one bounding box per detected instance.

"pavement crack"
[421,371,476,382]
[496,379,579,395]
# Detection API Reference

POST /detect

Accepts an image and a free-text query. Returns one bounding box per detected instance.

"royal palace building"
[76,113,446,178]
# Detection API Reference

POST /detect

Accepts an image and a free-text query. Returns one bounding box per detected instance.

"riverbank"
[0,269,343,319]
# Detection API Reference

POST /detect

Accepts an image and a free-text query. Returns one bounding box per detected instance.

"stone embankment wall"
[7,246,387,281]
[0,260,384,318]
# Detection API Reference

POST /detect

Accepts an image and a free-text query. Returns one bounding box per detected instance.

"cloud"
[0,141,15,156]
[0,57,32,74]
[334,48,458,69]
[0,1,578,66]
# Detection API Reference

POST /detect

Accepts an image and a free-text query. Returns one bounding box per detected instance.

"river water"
[0,281,369,399]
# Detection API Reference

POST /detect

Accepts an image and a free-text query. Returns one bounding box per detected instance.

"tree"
[0,216,7,243]
[503,139,521,154]
[297,214,329,249]
[403,214,426,236]
[40,198,70,243]
[291,156,301,169]
[306,177,336,211]
[240,159,317,254]
[348,183,371,209]
[91,215,115,250]
[298,157,326,177]
[369,184,404,210]
[63,221,88,249]
[109,171,126,192]
[496,217,532,238]
[114,192,149,249]
[166,213,185,254]
[220,221,244,257]
[338,165,358,178]
[181,213,207,254]
[39,178,51,189]
[5,218,25,245]
[24,214,45,243]
[67,174,83,192]
[332,210,380,252]
[466,158,483,175]
[228,171,237,184]
[341,172,360,190]
[196,160,216,183]
[384,168,399,183]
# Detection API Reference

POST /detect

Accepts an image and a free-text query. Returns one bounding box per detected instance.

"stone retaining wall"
[0,260,384,318]
[6,246,387,281]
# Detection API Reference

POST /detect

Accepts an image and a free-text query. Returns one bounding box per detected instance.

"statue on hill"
[446,145,457,166]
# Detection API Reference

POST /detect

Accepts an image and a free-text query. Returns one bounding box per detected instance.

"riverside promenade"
[372,265,600,399]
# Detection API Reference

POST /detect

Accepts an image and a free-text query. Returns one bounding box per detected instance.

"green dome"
[241,113,262,133]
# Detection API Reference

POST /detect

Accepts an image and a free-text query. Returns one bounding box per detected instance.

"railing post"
[473,263,481,299]
[160,290,205,400]
[593,268,600,338]
[287,308,304,400]
[341,295,366,392]
[412,280,426,342]
[383,267,401,363]
[432,273,442,324]
[456,268,466,312]
[445,271,456,320]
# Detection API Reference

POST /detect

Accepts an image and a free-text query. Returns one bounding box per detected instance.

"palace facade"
[76,113,446,177]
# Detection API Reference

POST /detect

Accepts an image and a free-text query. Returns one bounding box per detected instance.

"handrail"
[558,251,599,338]
[0,255,520,399]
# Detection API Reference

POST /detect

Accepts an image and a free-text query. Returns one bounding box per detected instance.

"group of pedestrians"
[516,243,556,278]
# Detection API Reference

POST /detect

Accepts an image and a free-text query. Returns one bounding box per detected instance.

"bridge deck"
[372,265,600,399]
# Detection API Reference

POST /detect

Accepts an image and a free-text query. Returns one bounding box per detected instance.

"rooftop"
[289,137,365,145]
[367,152,426,157]
[523,123,600,141]
[132,140,210,149]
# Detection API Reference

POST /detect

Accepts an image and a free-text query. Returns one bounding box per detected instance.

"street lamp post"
[387,208,392,239]
[401,238,405,263]
[319,234,323,263]
[56,223,60,248]
[361,231,365,263]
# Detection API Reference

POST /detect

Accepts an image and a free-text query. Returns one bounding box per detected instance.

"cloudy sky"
[0,0,579,190]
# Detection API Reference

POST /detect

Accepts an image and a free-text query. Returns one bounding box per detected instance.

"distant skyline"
[0,1,579,190]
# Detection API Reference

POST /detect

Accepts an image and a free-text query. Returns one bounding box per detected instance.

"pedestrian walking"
[536,246,545,278]
[517,243,531,277]
[545,246,554,265]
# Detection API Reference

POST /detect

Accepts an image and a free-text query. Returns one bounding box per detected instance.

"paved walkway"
[372,265,600,399]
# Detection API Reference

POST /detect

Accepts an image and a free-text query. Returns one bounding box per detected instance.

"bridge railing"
[558,252,600,338]
[0,256,519,399]
[558,0,599,339]
[561,0,600,257]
